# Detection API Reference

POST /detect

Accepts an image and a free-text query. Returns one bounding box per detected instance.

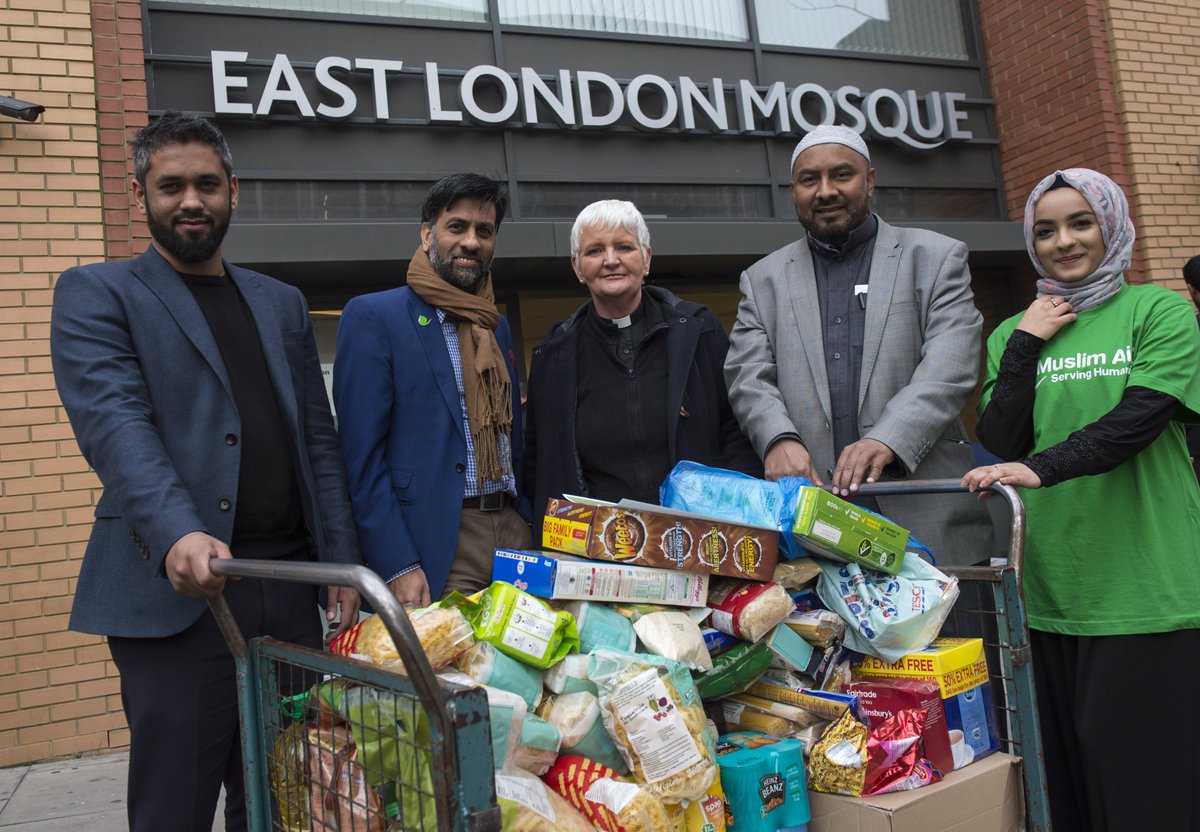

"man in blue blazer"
[50,113,362,832]
[335,174,531,606]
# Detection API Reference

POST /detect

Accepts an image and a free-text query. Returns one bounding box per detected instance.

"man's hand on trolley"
[389,567,432,608]
[165,531,230,599]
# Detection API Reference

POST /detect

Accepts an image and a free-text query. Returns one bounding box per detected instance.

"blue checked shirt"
[393,309,516,581]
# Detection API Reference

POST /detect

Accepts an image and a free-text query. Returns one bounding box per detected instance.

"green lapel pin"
[418,314,431,326]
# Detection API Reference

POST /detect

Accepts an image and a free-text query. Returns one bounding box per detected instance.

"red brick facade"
[93,0,148,259]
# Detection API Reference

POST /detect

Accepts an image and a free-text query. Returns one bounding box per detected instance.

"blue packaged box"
[491,548,709,606]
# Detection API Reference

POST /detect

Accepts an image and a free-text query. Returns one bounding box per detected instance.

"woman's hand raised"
[1016,296,1077,340]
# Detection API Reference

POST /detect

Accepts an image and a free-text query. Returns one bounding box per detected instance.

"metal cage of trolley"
[209,558,499,832]
[855,479,1051,832]
[210,478,1051,832]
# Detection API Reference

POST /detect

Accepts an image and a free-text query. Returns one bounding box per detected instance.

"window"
[755,0,971,60]
[498,0,749,41]
[520,182,772,219]
[153,0,487,23]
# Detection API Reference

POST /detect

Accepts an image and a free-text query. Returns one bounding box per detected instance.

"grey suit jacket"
[725,216,991,566]
[51,246,362,638]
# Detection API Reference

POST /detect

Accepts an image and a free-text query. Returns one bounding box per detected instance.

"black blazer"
[51,246,362,638]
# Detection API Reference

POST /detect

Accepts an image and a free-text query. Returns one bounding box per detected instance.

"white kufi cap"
[790,125,871,170]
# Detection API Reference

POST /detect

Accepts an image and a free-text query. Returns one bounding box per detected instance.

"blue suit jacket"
[50,246,363,638]
[333,286,529,599]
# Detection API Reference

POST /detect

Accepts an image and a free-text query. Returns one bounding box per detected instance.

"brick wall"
[0,0,118,766]
[1105,0,1200,291]
[0,0,148,766]
[977,0,1200,291]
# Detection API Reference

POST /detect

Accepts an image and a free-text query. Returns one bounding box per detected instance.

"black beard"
[146,206,231,265]
[428,231,488,291]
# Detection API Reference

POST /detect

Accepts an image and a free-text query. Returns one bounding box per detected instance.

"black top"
[525,285,760,515]
[809,213,878,461]
[1190,315,1200,482]
[575,296,672,504]
[181,273,307,558]
[976,328,1178,487]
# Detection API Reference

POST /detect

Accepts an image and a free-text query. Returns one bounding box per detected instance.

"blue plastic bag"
[659,461,937,563]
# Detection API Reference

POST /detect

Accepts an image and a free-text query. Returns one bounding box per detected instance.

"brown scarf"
[406,246,512,487]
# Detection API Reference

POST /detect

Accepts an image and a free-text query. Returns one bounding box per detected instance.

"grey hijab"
[1024,167,1135,313]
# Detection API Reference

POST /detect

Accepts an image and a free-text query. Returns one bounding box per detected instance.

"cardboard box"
[792,486,906,574]
[541,497,779,581]
[844,678,954,775]
[806,752,1023,832]
[491,548,709,606]
[854,638,1000,765]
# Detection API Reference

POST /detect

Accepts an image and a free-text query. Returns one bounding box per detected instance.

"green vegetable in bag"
[693,640,773,700]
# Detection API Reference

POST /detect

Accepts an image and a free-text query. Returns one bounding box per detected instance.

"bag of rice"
[543,653,597,696]
[634,611,712,671]
[564,600,637,653]
[454,640,543,709]
[706,580,794,643]
[538,691,627,773]
[589,650,717,801]
[439,671,527,772]
[510,714,562,776]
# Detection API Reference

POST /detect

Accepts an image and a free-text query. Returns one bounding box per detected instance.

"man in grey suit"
[50,113,362,832]
[725,125,990,566]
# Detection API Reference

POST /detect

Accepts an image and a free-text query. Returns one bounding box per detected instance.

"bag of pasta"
[542,754,671,832]
[589,650,717,802]
[329,607,474,671]
[495,768,595,832]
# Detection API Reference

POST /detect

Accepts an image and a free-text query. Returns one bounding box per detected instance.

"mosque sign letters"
[210,51,974,150]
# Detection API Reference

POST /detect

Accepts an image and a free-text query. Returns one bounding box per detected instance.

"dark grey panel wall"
[145,3,1021,290]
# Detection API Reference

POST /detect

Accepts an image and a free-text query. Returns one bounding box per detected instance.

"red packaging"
[328,619,365,657]
[863,710,943,796]
[543,755,626,832]
[705,579,793,642]
[844,677,953,774]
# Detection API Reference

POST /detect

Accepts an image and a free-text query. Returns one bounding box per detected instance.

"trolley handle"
[854,479,1026,575]
[206,559,451,741]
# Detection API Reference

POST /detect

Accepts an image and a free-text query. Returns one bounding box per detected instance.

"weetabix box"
[792,486,907,575]
[541,497,779,581]
[853,637,1001,765]
[491,548,709,606]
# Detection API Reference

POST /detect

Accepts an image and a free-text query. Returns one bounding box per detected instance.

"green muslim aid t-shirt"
[980,284,1200,635]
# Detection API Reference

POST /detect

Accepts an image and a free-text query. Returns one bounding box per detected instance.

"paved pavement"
[0,753,225,831]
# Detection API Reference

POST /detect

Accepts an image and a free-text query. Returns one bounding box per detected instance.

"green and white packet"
[441,582,579,669]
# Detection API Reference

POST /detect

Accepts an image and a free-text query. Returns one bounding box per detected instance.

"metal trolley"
[208,478,1050,832]
[208,559,499,832]
[857,479,1051,832]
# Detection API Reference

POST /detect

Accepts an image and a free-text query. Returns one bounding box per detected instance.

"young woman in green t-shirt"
[961,168,1200,832]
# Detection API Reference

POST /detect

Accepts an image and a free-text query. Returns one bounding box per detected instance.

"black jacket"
[524,285,761,519]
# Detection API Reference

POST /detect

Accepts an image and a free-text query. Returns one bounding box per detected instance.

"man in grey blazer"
[50,113,362,832]
[725,125,990,566]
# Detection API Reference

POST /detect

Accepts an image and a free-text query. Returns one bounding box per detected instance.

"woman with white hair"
[524,199,759,514]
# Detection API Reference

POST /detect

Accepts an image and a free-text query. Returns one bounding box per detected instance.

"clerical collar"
[807,213,878,260]
[588,291,647,332]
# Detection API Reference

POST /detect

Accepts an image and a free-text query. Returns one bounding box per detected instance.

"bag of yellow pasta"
[589,650,717,802]
[496,768,595,832]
